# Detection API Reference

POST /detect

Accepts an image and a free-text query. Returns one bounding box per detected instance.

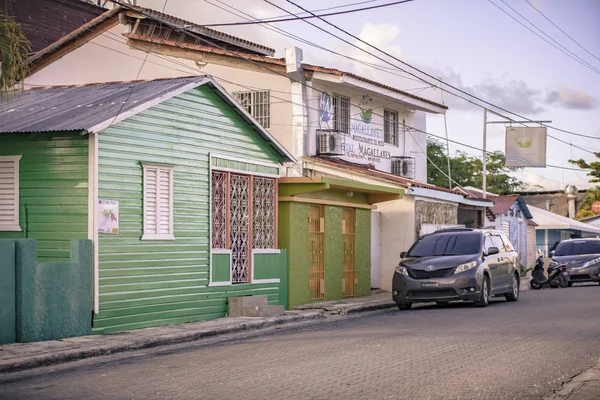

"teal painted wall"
[0,132,89,261]
[324,206,343,300]
[0,241,16,344]
[94,85,285,333]
[356,209,371,296]
[212,253,230,283]
[0,239,92,343]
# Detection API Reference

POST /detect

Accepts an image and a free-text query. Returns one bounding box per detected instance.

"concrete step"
[228,296,284,317]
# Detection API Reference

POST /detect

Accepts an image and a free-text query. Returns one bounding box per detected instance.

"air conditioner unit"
[391,156,415,179]
[316,130,345,156]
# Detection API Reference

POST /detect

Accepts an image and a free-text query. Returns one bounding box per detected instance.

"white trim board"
[210,153,281,178]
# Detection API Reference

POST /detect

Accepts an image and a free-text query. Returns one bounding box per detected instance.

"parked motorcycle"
[530,253,570,289]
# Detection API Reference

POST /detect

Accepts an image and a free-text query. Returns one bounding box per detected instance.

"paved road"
[1,285,600,400]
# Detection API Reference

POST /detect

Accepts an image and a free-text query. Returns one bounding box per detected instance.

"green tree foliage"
[569,156,600,183]
[0,12,31,99]
[574,186,600,220]
[427,139,526,194]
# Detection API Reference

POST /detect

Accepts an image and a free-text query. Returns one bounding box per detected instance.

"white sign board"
[315,91,406,173]
[505,127,547,167]
[98,200,119,234]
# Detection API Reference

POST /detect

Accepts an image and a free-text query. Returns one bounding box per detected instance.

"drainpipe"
[285,47,308,175]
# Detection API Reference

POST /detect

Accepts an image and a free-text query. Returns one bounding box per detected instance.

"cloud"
[544,85,598,110]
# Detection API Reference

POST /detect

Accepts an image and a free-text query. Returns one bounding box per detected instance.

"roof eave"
[340,75,447,114]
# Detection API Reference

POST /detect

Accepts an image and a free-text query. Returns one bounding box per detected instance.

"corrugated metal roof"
[0,75,294,162]
[0,76,206,133]
[125,5,275,56]
[2,0,106,54]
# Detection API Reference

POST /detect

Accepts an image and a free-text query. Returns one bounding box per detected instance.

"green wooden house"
[0,76,295,333]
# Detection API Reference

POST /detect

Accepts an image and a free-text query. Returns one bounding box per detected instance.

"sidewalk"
[0,291,395,373]
[544,360,600,400]
[294,289,396,314]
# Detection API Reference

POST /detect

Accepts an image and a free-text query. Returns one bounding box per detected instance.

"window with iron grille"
[232,90,271,129]
[332,93,350,134]
[384,109,398,146]
[211,171,277,283]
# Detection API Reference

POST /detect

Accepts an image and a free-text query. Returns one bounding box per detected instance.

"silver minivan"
[392,228,520,309]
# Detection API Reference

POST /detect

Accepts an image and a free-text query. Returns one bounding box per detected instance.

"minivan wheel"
[397,303,412,310]
[505,273,519,302]
[474,275,490,307]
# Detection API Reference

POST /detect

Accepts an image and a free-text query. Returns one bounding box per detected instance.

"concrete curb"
[543,361,600,399]
[0,312,324,374]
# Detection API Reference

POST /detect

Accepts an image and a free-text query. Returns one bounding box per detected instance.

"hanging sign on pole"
[505,126,547,167]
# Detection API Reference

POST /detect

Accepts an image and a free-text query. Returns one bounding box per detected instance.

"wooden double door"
[308,206,356,300]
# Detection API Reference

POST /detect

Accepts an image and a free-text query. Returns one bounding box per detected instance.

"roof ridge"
[22,75,202,91]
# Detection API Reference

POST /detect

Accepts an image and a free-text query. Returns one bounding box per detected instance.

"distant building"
[516,189,587,219]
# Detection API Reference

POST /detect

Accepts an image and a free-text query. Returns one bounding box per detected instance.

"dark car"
[552,238,600,286]
[392,228,520,310]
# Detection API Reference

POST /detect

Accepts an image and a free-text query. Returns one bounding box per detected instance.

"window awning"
[279,176,404,205]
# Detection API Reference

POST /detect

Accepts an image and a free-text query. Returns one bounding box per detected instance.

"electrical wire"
[200,0,414,27]
[204,0,425,84]
[272,0,600,142]
[100,1,594,175]
[525,0,600,65]
[489,0,600,75]
[247,0,382,23]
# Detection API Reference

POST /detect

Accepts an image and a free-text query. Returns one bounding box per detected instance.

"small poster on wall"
[98,200,119,234]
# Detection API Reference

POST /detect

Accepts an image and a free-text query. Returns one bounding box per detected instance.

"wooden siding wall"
[94,85,283,333]
[0,132,88,261]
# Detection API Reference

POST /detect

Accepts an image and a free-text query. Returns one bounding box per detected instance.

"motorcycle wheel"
[559,276,569,288]
[550,279,560,288]
[530,280,542,290]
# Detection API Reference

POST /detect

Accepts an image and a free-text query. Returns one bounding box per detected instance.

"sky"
[135,0,600,191]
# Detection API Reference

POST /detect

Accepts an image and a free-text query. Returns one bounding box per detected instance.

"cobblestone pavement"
[1,285,599,400]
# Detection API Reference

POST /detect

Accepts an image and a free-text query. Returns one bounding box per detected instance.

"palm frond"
[0,12,31,100]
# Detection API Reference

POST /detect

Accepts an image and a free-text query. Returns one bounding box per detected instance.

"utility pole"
[482,109,487,199]
[440,89,452,189]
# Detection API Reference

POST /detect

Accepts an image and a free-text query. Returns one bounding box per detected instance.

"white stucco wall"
[308,79,419,177]
[371,211,381,289]
[26,24,294,152]
[377,196,416,292]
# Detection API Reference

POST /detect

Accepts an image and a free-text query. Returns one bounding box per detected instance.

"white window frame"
[384,109,399,146]
[232,90,271,129]
[141,162,175,240]
[0,155,23,232]
[333,93,350,134]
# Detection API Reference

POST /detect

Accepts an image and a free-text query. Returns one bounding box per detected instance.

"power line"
[249,0,382,23]
[211,0,600,151]
[200,0,414,27]
[525,0,600,65]
[271,0,600,142]
[489,0,600,75]
[104,0,593,174]
[204,0,426,84]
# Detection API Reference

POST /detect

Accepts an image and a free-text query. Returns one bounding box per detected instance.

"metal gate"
[309,205,325,300]
[342,208,356,297]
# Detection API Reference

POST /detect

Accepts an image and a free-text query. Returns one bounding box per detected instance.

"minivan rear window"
[407,233,481,257]
[554,240,600,256]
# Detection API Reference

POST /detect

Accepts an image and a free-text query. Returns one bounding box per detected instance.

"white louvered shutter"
[0,156,22,231]
[158,168,172,234]
[142,164,174,240]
